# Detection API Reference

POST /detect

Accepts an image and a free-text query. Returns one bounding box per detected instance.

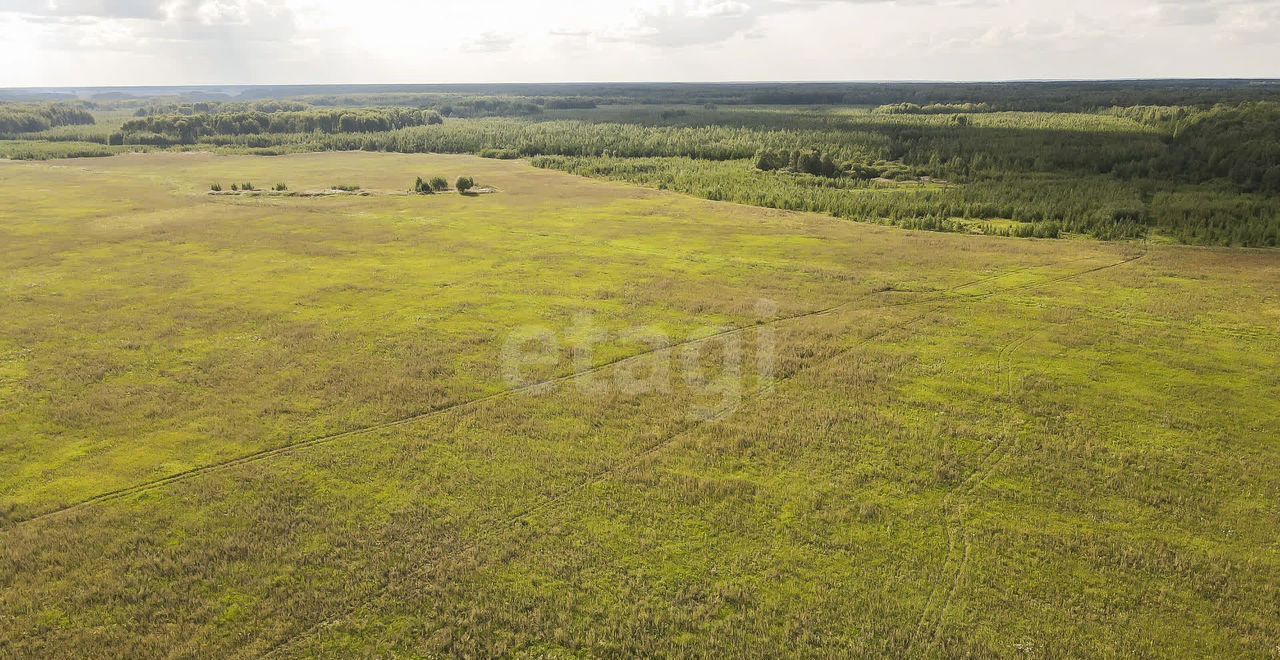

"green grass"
[0,139,148,160]
[0,152,1277,656]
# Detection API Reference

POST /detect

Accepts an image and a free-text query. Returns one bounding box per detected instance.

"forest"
[2,81,1278,247]
[0,103,95,134]
[116,107,443,144]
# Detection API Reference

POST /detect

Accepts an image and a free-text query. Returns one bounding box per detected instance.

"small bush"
[479,148,519,160]
[455,176,475,193]
[413,177,434,194]
[332,184,360,192]
[230,183,238,191]
[242,182,255,191]
[429,176,449,192]
[210,183,222,192]
[273,183,288,191]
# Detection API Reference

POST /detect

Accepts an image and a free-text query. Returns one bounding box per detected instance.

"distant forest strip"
[109,113,1167,173]
[2,83,1278,247]
[99,103,1280,193]
[129,96,570,118]
[530,156,1280,246]
[115,108,444,144]
[262,79,1280,112]
[9,80,1279,112]
[0,103,95,134]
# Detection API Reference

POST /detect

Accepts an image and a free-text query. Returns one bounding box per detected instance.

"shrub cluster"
[0,103,95,134]
[412,176,475,193]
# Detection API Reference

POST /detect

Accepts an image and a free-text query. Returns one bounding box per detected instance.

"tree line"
[7,88,1279,247]
[874,103,996,115]
[133,100,311,117]
[135,104,1278,245]
[530,155,1278,246]
[1150,103,1280,194]
[0,103,95,134]
[116,108,443,144]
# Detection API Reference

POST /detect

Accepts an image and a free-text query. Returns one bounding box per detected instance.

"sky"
[1,0,1278,87]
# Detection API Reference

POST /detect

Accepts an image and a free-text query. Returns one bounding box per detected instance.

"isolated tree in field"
[429,176,449,191]
[455,176,475,193]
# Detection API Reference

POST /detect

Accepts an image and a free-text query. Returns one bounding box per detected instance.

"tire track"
[258,305,944,659]
[3,256,1070,532]
[907,332,1027,651]
[908,250,1145,654]
[0,291,881,532]
[262,253,1143,658]
[0,254,1135,653]
[967,252,1146,299]
[912,333,1031,655]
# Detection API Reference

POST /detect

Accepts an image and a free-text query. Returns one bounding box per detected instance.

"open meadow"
[1,151,1279,656]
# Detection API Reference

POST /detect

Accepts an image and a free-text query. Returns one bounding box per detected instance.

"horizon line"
[4,77,1280,93]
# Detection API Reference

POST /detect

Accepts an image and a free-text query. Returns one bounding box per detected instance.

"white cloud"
[0,0,1278,86]
[691,1,752,17]
[0,0,165,19]
[463,32,517,53]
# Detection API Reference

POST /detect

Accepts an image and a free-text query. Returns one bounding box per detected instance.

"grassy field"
[1,152,1278,656]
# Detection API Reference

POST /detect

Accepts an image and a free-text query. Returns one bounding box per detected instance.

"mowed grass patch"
[0,152,1277,656]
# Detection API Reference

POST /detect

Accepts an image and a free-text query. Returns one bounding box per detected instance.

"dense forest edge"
[1,81,1278,247]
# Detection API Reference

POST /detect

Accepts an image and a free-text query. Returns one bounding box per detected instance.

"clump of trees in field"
[0,103,95,134]
[210,182,288,193]
[754,149,844,177]
[479,148,519,159]
[413,176,455,193]
[753,148,919,181]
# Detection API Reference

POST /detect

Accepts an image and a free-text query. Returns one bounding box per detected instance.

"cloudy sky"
[1,0,1277,87]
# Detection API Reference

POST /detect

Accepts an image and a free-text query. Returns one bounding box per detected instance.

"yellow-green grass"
[0,152,1277,656]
